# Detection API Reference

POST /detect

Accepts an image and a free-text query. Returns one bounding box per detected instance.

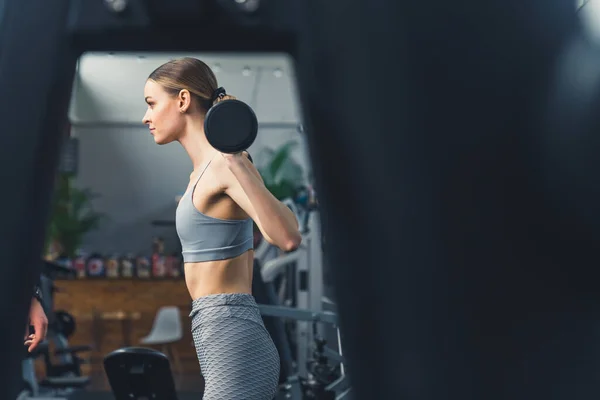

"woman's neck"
[178,120,215,170]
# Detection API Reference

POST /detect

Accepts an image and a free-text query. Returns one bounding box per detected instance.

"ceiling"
[69,52,303,126]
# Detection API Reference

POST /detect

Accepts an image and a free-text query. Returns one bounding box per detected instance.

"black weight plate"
[204,100,258,154]
[55,310,76,338]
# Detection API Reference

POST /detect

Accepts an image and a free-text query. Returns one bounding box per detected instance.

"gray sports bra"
[175,158,254,263]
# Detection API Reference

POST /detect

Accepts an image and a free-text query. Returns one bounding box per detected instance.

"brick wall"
[52,279,200,375]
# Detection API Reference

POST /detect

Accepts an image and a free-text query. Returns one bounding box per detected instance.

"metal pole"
[293,0,590,399]
[0,1,77,397]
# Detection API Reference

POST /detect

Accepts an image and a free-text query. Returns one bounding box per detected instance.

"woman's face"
[142,80,185,145]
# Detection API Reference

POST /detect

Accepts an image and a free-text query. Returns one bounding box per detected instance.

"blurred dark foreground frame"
[1,0,599,399]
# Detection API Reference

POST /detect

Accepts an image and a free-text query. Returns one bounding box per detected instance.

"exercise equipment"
[265,305,350,400]
[53,311,76,339]
[257,188,324,378]
[104,347,178,400]
[253,190,350,399]
[19,340,88,400]
[35,260,92,392]
[19,261,90,400]
[19,343,47,399]
[204,99,258,154]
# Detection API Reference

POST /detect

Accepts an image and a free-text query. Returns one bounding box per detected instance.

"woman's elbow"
[282,231,302,252]
[263,232,300,252]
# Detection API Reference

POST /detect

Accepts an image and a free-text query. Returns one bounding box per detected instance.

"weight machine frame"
[259,304,351,399]
[0,0,595,399]
[258,202,325,378]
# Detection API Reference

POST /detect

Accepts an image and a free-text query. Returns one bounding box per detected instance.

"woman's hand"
[25,299,48,352]
[220,152,247,168]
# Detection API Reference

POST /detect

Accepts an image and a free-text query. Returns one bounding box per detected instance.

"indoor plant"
[253,140,305,243]
[257,140,305,201]
[45,173,105,259]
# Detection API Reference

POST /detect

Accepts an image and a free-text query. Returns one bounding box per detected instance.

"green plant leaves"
[257,140,305,200]
[45,174,105,258]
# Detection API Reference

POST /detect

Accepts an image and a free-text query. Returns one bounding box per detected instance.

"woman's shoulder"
[211,151,256,186]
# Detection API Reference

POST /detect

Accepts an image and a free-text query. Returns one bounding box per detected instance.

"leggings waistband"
[190,293,257,315]
[189,293,262,332]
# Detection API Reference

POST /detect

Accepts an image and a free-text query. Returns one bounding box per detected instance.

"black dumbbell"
[204,99,258,154]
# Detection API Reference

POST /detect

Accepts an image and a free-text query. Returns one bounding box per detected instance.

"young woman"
[142,57,301,399]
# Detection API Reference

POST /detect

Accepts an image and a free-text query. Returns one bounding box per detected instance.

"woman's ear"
[178,89,192,113]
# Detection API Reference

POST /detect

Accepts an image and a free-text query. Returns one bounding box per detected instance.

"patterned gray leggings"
[190,293,280,399]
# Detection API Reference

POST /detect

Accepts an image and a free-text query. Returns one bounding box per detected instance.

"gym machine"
[265,307,350,400]
[253,190,351,399]
[258,188,324,378]
[19,342,87,400]
[39,260,93,380]
[104,347,179,400]
[19,261,91,399]
[3,0,600,399]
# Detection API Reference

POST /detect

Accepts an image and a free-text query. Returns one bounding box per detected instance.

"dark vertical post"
[0,0,77,397]
[293,0,592,399]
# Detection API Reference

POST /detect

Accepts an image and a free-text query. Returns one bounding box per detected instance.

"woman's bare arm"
[222,153,301,252]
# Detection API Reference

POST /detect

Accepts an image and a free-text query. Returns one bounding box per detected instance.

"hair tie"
[211,87,226,103]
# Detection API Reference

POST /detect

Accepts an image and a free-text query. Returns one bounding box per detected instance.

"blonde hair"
[148,57,236,111]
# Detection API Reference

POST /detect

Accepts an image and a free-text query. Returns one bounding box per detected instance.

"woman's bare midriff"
[182,155,258,300]
[184,249,255,300]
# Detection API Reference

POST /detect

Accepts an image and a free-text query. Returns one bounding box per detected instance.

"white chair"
[140,306,183,372]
